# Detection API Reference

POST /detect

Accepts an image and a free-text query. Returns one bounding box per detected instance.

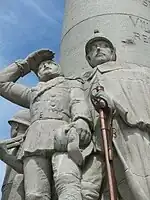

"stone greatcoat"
[0,64,92,159]
[83,61,150,200]
[1,147,24,200]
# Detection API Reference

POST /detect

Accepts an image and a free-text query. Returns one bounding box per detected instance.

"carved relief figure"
[0,109,30,200]
[0,49,92,200]
[83,30,150,200]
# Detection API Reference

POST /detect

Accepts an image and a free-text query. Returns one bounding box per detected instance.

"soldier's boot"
[56,177,82,200]
[81,154,106,200]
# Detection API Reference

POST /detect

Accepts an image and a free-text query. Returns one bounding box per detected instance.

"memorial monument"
[60,0,150,76]
[60,0,150,199]
[0,0,150,200]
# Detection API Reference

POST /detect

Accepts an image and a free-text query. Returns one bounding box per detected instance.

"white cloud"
[22,0,60,24]
[0,11,18,25]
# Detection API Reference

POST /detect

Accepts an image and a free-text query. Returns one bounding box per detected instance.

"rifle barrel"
[0,135,24,145]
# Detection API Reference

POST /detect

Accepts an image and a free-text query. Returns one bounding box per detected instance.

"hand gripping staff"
[90,86,117,200]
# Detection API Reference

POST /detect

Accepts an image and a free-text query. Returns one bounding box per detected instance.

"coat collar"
[31,76,65,103]
[32,76,65,91]
[83,61,123,82]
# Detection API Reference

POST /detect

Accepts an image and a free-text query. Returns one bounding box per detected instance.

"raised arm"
[0,49,54,108]
[0,61,31,108]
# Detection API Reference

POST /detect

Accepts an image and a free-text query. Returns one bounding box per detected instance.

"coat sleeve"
[69,79,93,130]
[0,62,31,108]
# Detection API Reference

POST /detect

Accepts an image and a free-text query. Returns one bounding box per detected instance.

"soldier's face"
[10,122,28,138]
[37,60,59,81]
[87,41,113,67]
[10,122,19,138]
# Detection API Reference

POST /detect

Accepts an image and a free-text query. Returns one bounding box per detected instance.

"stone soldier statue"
[0,49,92,200]
[0,109,30,200]
[83,30,150,200]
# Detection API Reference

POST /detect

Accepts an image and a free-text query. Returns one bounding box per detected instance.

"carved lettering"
[143,34,149,43]
[129,16,139,27]
[133,32,141,41]
[132,0,150,8]
[129,16,150,33]
[133,32,150,44]
[143,0,150,7]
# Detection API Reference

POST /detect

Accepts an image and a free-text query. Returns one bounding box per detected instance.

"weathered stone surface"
[84,30,150,199]
[0,109,30,200]
[60,0,150,77]
[0,50,92,200]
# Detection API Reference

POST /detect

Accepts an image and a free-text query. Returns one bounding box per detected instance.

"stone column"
[60,0,150,76]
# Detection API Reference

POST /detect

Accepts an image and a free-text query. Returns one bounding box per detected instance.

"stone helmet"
[8,109,30,127]
[85,30,116,61]
[34,61,63,77]
[31,50,62,76]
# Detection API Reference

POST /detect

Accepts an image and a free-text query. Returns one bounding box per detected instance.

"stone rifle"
[0,134,25,149]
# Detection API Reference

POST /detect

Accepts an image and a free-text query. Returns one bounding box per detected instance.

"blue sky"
[0,0,65,194]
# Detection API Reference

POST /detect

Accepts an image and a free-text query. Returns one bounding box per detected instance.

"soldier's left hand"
[54,124,72,151]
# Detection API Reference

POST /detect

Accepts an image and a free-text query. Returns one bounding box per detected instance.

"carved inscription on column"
[129,9,150,44]
[133,0,150,8]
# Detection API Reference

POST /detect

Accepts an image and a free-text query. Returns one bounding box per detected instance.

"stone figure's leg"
[23,156,51,200]
[67,128,83,166]
[1,184,13,200]
[102,153,136,200]
[52,152,82,200]
[2,181,25,200]
[81,153,105,200]
[51,175,58,200]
